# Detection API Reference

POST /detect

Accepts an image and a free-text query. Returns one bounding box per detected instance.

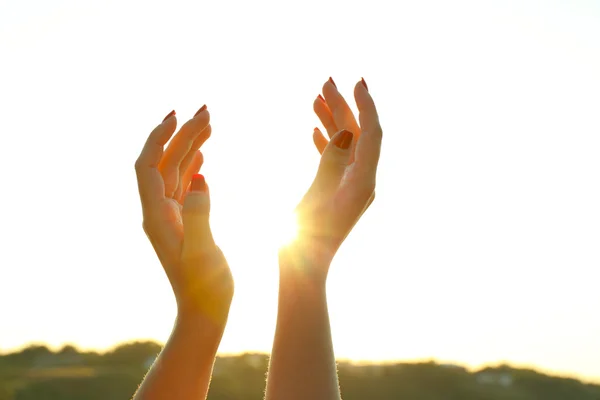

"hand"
[281,78,383,282]
[312,77,377,208]
[135,107,233,326]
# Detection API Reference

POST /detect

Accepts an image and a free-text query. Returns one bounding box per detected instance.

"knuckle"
[142,220,150,235]
[134,157,144,173]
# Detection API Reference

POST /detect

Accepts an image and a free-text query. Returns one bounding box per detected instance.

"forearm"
[133,312,223,400]
[265,258,341,400]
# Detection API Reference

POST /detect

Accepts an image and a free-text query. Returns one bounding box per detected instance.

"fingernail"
[162,110,176,122]
[361,77,368,91]
[190,174,207,192]
[194,104,207,117]
[332,130,353,150]
[328,77,337,88]
[317,94,325,102]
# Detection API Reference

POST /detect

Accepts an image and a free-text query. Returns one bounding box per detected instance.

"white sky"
[1,0,599,383]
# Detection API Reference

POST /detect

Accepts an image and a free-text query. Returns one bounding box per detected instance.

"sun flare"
[273,211,300,248]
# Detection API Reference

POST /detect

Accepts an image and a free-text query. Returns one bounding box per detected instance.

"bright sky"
[1,0,599,383]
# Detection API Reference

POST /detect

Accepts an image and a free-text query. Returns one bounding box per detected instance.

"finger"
[175,150,204,203]
[353,79,383,183]
[182,174,215,259]
[322,78,362,139]
[355,78,381,137]
[179,125,211,176]
[313,95,337,138]
[313,129,354,193]
[174,124,211,200]
[159,107,210,197]
[135,111,178,208]
[313,127,328,155]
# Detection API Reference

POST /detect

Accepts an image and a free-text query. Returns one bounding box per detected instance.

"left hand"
[135,107,233,325]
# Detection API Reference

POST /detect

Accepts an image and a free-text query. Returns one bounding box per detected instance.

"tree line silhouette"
[0,341,598,399]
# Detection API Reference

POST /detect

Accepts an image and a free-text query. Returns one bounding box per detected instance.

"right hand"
[135,107,233,326]
[280,78,383,283]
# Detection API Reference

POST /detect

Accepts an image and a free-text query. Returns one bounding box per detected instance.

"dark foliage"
[0,342,598,400]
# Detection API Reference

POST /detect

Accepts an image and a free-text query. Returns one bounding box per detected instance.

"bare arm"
[265,260,340,400]
[133,313,223,400]
[265,78,382,400]
[133,108,233,400]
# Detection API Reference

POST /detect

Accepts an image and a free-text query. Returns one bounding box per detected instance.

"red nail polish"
[190,174,206,192]
[332,130,353,150]
[317,94,325,102]
[162,110,176,122]
[328,77,337,88]
[194,104,207,117]
[361,77,368,91]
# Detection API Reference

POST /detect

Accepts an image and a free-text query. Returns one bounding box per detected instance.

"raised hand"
[283,78,383,281]
[133,107,233,400]
[266,78,382,400]
[135,107,233,323]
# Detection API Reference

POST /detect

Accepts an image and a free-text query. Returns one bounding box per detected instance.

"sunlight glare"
[273,211,299,248]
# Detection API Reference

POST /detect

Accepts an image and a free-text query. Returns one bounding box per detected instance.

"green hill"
[1,342,598,400]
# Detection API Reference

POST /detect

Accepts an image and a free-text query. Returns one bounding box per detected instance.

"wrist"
[278,243,331,289]
[175,307,228,339]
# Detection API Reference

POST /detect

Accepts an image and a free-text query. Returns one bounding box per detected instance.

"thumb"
[182,174,215,259]
[313,129,354,191]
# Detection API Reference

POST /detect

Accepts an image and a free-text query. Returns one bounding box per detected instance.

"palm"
[157,162,187,239]
[300,163,371,245]
[160,198,183,239]
[141,172,186,259]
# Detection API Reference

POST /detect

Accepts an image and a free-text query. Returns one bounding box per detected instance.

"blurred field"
[1,342,600,400]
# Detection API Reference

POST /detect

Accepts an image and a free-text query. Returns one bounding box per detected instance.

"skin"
[130,78,381,400]
[132,107,234,400]
[265,78,383,400]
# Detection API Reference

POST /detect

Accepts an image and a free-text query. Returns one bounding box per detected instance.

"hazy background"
[1,0,599,383]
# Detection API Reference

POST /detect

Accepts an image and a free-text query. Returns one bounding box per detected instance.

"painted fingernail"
[361,77,368,91]
[317,94,325,102]
[328,77,337,88]
[194,104,207,117]
[190,174,207,192]
[332,130,353,150]
[162,110,176,122]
